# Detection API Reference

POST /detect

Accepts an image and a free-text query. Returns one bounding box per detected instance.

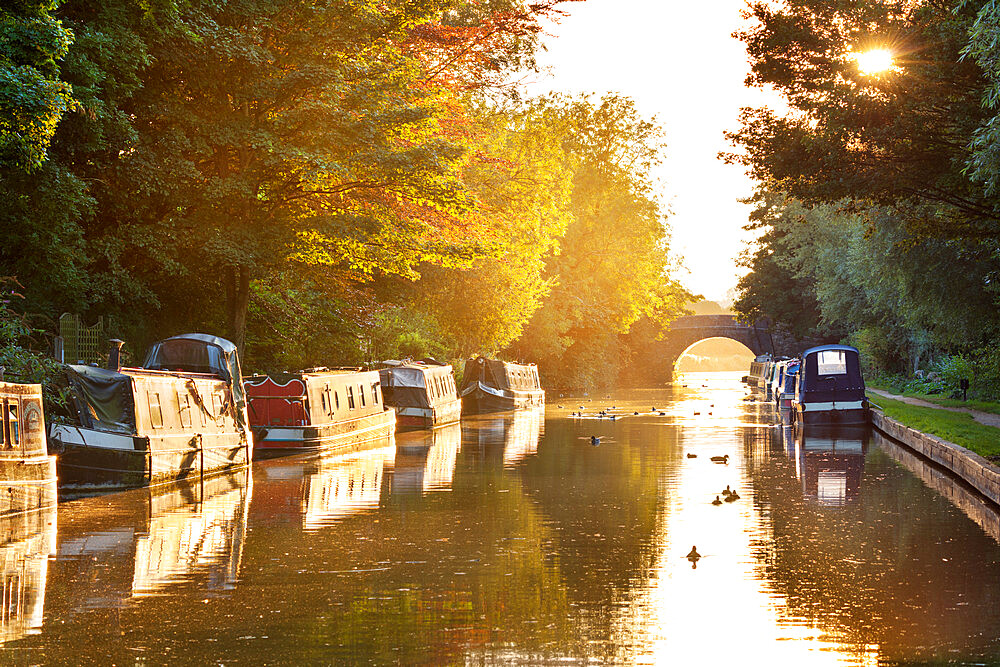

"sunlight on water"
[9,371,1000,663]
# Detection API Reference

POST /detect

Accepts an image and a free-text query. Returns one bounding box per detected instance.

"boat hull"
[252,408,396,455]
[394,398,462,431]
[49,425,250,489]
[0,456,57,514]
[792,400,869,426]
[461,385,545,414]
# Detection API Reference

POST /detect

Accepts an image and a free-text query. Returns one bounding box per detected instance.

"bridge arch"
[674,336,756,374]
[643,315,776,382]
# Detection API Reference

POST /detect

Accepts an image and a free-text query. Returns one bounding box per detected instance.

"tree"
[0,0,75,170]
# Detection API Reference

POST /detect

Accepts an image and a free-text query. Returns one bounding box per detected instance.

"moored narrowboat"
[774,360,800,411]
[378,361,461,431]
[791,344,869,426]
[244,368,395,455]
[744,354,772,388]
[459,356,544,414]
[49,334,252,489]
[0,381,57,512]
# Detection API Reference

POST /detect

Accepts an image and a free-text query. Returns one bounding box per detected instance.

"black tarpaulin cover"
[66,365,136,434]
[379,367,432,408]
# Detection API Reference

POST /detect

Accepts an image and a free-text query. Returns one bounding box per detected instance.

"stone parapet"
[871,409,1000,505]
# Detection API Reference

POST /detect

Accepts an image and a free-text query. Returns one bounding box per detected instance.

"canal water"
[5,373,1000,664]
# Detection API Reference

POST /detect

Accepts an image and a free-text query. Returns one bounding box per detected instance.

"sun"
[854,49,894,75]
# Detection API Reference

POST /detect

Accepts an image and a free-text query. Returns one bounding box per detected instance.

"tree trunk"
[226,265,251,357]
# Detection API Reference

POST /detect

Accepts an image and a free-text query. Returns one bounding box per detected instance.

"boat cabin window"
[816,350,848,375]
[347,386,355,410]
[360,384,366,407]
[178,392,193,428]
[148,392,163,429]
[335,391,340,410]
[371,382,380,404]
[4,400,18,447]
[321,384,332,414]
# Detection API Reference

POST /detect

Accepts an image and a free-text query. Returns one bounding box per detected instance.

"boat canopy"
[65,365,136,434]
[379,364,456,408]
[795,344,865,403]
[142,334,244,403]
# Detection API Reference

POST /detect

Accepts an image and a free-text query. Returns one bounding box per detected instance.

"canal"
[5,373,1000,664]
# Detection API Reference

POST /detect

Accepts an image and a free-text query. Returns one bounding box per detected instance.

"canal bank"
[871,408,1000,507]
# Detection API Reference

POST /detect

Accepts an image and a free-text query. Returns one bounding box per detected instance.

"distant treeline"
[729,0,1000,400]
[0,0,693,393]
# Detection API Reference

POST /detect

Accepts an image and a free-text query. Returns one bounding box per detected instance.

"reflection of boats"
[378,362,461,431]
[459,357,544,413]
[392,423,462,494]
[50,334,251,488]
[467,409,543,467]
[793,426,869,506]
[255,445,395,531]
[0,505,56,642]
[55,468,250,607]
[791,345,869,426]
[0,381,56,512]
[132,469,251,595]
[245,369,395,455]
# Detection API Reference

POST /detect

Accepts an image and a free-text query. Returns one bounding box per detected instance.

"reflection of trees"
[0,506,56,643]
[748,431,1000,661]
[514,417,671,660]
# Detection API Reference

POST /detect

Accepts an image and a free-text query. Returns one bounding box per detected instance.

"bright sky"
[526,0,785,302]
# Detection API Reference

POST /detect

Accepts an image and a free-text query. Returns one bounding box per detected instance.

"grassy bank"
[868,382,1000,416]
[867,392,1000,459]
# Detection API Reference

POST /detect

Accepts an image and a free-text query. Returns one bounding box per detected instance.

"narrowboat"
[744,354,771,387]
[378,361,462,431]
[791,344,869,426]
[0,381,57,512]
[244,368,395,455]
[459,356,544,413]
[774,360,800,412]
[49,334,252,489]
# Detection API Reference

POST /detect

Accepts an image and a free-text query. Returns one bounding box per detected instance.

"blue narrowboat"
[774,360,800,411]
[791,345,868,426]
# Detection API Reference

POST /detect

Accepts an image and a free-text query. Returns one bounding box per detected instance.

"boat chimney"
[107,339,125,371]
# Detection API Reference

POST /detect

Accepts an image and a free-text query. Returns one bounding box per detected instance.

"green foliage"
[0,0,76,169]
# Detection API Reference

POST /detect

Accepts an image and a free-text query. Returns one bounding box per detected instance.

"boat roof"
[801,344,859,357]
[152,333,238,354]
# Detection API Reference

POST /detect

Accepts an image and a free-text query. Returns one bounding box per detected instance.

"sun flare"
[854,49,894,75]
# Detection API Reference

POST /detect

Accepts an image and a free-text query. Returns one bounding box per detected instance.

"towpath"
[868,388,1000,429]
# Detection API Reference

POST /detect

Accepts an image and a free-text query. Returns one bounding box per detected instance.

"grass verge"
[867,383,1000,416]
[867,392,1000,459]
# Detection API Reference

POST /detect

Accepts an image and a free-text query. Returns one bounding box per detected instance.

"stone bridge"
[628,315,807,383]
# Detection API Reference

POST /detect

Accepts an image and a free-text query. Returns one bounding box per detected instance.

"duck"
[633,411,639,415]
[590,435,601,446]
[687,453,697,458]
[711,496,723,506]
[658,412,666,416]
[722,485,732,496]
[686,545,701,560]
[710,454,729,464]
[693,411,701,416]
[651,406,657,411]
[558,405,564,408]
[724,493,737,503]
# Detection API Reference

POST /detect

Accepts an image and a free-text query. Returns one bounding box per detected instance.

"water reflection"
[0,506,56,642]
[392,423,461,495]
[12,374,1000,663]
[792,426,868,507]
[57,470,251,603]
[132,471,252,595]
[256,445,395,531]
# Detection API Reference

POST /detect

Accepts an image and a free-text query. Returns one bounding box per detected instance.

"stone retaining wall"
[871,409,1000,505]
